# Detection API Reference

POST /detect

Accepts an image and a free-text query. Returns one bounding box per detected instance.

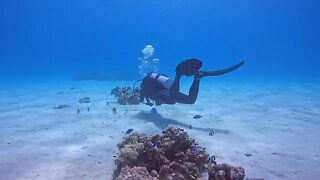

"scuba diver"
[140,58,245,106]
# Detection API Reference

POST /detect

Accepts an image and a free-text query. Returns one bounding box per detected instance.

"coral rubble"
[116,166,159,180]
[111,86,140,105]
[113,127,245,180]
[208,163,245,180]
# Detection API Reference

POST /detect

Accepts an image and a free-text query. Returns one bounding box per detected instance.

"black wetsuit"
[140,61,244,105]
[140,74,199,105]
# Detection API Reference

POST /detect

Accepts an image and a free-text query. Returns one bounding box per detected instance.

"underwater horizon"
[0,0,319,83]
[0,1,320,180]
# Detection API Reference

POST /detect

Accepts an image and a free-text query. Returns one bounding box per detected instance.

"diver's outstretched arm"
[196,61,245,78]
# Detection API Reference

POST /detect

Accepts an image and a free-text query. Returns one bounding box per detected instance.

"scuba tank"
[149,73,173,89]
[140,72,173,106]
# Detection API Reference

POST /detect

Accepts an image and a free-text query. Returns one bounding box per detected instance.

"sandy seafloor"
[0,78,319,180]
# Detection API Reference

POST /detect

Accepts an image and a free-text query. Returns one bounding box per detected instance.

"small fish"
[112,107,116,115]
[193,115,202,119]
[193,145,197,154]
[244,153,253,157]
[87,107,90,112]
[53,104,70,109]
[126,128,133,135]
[188,125,192,129]
[77,109,80,115]
[150,108,157,113]
[209,155,216,162]
[209,130,214,136]
[209,155,216,164]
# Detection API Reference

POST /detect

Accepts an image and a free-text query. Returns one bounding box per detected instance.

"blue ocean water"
[0,0,319,82]
[0,1,320,179]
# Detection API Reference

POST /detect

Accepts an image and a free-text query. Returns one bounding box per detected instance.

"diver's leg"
[196,61,245,78]
[171,58,202,96]
[175,77,200,104]
[169,58,203,104]
[188,77,200,103]
[170,58,202,94]
[169,74,182,96]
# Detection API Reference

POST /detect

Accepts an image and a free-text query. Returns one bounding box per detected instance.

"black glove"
[145,102,154,106]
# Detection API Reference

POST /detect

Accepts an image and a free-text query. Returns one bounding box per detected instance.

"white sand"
[0,79,319,180]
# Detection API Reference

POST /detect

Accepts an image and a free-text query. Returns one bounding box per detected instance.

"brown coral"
[113,127,209,179]
[111,86,140,105]
[113,127,246,180]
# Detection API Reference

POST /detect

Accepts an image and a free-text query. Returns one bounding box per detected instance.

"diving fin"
[176,58,203,76]
[196,61,245,78]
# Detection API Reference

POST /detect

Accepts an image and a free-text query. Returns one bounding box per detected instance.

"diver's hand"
[145,102,154,106]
